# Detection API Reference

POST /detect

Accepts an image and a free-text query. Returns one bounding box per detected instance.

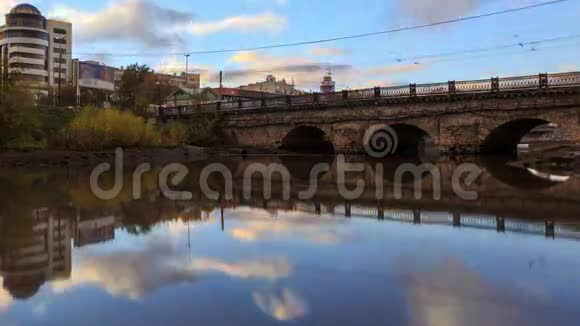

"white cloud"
[49,0,193,47]
[225,208,356,244]
[0,277,13,311]
[184,12,287,36]
[309,47,349,57]
[51,242,196,300]
[50,238,293,300]
[396,0,482,24]
[223,50,428,90]
[0,0,21,25]
[253,288,308,321]
[190,257,293,280]
[48,1,286,48]
[366,63,426,75]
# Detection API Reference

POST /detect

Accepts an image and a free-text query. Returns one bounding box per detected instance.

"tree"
[0,80,43,149]
[115,63,152,112]
[38,85,78,108]
[115,63,177,116]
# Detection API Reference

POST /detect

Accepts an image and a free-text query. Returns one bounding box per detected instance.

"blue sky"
[2,0,579,90]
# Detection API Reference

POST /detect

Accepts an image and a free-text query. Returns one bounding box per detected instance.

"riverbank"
[0,146,214,168]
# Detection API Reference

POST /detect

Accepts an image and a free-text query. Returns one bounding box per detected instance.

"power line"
[395,33,580,63]
[73,0,570,57]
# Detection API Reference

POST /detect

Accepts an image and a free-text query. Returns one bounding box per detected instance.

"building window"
[18,74,49,82]
[54,68,67,73]
[10,52,45,60]
[10,43,47,50]
[53,28,67,35]
[6,15,46,29]
[53,37,67,44]
[0,30,49,41]
[53,48,67,54]
[10,62,45,70]
[54,58,66,64]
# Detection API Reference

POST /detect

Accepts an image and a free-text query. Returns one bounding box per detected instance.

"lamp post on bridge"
[184,54,190,104]
[156,81,161,117]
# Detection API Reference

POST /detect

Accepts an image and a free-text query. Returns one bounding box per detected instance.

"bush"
[161,121,190,147]
[64,107,161,150]
[38,107,78,148]
[188,112,219,146]
[0,85,44,149]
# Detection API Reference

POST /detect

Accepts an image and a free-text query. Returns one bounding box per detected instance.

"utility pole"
[185,54,190,103]
[185,54,190,86]
[219,70,223,101]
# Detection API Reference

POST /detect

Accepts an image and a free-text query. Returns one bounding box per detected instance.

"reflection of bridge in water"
[238,199,580,241]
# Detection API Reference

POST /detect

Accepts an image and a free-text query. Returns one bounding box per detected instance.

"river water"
[0,155,579,325]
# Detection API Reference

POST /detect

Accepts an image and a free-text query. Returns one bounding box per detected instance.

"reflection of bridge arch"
[482,118,551,154]
[280,126,334,154]
[480,157,564,190]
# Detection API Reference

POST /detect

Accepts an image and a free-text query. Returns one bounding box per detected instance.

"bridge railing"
[416,82,449,95]
[548,71,580,87]
[380,85,411,97]
[158,71,580,117]
[498,74,540,90]
[455,78,492,93]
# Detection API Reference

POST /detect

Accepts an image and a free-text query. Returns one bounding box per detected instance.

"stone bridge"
[162,72,580,154]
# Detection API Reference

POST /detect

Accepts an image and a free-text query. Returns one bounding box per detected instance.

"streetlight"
[184,54,190,104]
[156,81,161,105]
[156,81,162,118]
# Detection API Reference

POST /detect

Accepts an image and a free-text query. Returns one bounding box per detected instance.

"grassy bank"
[0,104,219,151]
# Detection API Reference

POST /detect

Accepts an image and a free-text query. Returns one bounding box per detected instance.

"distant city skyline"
[1,0,579,90]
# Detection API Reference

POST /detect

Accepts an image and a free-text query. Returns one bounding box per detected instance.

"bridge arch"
[280,126,334,154]
[365,123,435,157]
[482,118,551,154]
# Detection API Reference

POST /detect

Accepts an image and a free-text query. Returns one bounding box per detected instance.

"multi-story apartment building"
[0,4,72,92]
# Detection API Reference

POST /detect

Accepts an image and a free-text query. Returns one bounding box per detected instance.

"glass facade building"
[0,4,72,90]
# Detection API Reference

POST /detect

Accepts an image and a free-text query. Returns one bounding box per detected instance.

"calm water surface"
[0,156,579,325]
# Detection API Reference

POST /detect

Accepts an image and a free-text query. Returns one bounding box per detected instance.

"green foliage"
[158,113,220,147]
[188,112,220,146]
[116,63,152,111]
[63,107,161,150]
[37,106,78,147]
[161,121,190,147]
[0,84,44,149]
[114,63,176,116]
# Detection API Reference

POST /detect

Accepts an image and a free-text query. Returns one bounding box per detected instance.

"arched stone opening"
[280,126,334,154]
[365,124,435,157]
[482,119,552,154]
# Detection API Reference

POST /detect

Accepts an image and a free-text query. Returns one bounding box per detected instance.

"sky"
[1,0,579,90]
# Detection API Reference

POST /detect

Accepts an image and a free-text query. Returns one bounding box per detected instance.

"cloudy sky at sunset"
[1,0,579,90]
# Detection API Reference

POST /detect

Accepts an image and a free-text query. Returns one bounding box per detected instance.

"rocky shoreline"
[0,146,216,168]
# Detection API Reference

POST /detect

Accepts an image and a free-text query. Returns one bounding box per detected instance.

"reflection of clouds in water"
[228,208,356,244]
[51,241,195,300]
[0,277,13,311]
[165,219,213,236]
[253,288,309,321]
[191,257,292,280]
[51,237,292,300]
[404,258,524,326]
